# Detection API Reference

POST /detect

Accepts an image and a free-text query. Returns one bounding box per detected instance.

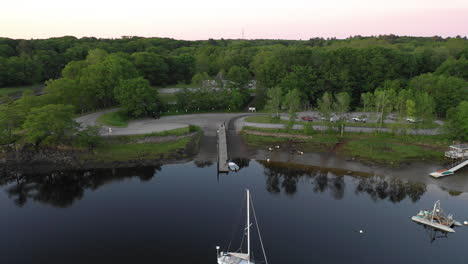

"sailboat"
[216,189,268,264]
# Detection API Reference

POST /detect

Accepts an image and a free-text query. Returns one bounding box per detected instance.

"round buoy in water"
[464,221,468,226]
[359,230,364,234]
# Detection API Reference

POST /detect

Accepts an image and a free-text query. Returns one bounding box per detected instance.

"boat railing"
[444,151,468,159]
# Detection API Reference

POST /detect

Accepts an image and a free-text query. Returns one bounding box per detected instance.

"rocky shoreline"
[0,133,200,177]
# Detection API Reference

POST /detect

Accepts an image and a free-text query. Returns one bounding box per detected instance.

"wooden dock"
[217,123,229,172]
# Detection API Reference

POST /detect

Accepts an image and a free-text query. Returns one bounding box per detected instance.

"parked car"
[301,116,315,122]
[352,117,367,123]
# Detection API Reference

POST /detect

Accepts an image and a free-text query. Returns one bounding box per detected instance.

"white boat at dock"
[411,200,459,233]
[228,162,240,171]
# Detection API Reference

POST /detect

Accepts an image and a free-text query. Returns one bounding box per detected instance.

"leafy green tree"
[0,96,22,144]
[115,77,160,117]
[284,89,301,131]
[74,126,102,150]
[373,84,397,127]
[406,99,416,118]
[265,86,283,117]
[435,56,468,81]
[409,73,468,117]
[86,48,108,64]
[169,55,196,84]
[414,92,435,125]
[22,104,77,146]
[445,101,468,141]
[191,72,210,87]
[361,92,374,113]
[334,92,351,114]
[131,52,169,86]
[62,60,88,79]
[227,89,245,111]
[333,92,351,134]
[79,54,138,108]
[44,78,81,107]
[317,92,334,121]
[279,66,318,104]
[1,56,42,86]
[226,66,250,88]
[252,54,287,89]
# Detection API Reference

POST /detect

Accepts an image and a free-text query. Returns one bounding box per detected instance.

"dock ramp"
[217,123,229,173]
[430,160,468,178]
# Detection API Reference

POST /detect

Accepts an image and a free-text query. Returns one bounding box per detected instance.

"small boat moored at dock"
[228,162,240,171]
[411,200,459,233]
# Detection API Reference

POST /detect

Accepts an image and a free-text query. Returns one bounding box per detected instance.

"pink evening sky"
[1,0,467,39]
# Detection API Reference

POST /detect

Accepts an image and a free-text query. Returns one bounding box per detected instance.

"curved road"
[76,111,441,136]
[76,109,257,136]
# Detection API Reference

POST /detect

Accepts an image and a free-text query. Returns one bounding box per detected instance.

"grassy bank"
[82,126,201,162]
[97,111,129,127]
[84,137,193,162]
[242,126,449,165]
[244,115,440,129]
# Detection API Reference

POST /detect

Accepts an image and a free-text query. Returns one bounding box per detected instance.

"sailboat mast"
[247,189,250,263]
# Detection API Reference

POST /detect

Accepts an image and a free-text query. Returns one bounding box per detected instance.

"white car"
[352,117,367,123]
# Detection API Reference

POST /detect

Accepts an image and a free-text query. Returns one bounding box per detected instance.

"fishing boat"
[216,190,268,264]
[411,200,461,233]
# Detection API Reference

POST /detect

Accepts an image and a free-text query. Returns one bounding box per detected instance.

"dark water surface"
[2,160,468,264]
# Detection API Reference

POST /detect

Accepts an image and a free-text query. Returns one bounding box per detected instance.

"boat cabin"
[445,144,468,159]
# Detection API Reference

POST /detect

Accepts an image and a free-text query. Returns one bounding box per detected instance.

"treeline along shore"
[0,35,467,168]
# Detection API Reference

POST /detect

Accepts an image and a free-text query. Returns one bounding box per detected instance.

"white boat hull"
[411,216,455,233]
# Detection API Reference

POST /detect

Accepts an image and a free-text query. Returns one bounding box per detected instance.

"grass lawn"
[85,137,192,162]
[242,126,450,165]
[111,125,201,143]
[244,115,440,129]
[341,133,448,164]
[97,111,129,127]
[0,84,43,96]
[159,93,177,103]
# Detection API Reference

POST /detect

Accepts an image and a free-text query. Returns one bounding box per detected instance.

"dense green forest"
[0,35,467,146]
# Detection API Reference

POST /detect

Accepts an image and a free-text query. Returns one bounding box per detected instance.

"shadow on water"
[1,165,161,208]
[260,160,427,203]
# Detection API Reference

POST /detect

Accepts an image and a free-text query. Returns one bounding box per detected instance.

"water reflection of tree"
[194,160,213,168]
[355,177,426,203]
[261,161,426,202]
[1,165,161,208]
[230,158,250,170]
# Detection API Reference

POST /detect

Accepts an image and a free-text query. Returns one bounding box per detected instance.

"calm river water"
[1,159,467,264]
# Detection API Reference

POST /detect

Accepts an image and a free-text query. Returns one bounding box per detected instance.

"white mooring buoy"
[275,145,280,149]
[464,221,468,226]
[268,147,273,151]
[359,230,364,234]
